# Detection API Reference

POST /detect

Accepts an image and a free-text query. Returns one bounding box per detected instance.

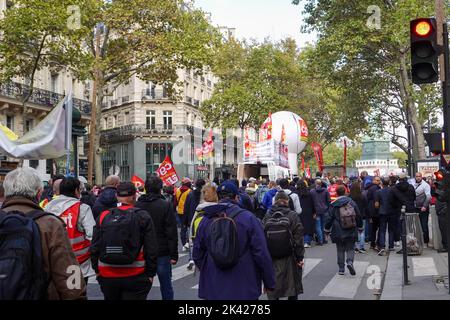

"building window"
[25,119,33,133]
[163,111,172,130]
[6,115,14,131]
[146,143,173,174]
[146,110,156,130]
[124,112,130,126]
[51,74,58,93]
[29,160,39,169]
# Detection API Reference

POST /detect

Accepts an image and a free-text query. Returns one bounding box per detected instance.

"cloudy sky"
[194,0,317,47]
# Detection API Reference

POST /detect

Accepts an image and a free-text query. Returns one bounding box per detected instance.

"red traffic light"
[413,20,433,37]
[435,170,445,181]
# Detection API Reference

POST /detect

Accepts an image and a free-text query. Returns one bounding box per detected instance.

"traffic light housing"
[410,18,439,84]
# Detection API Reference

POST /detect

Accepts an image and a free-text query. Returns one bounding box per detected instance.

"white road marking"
[319,261,369,299]
[303,258,322,278]
[412,257,438,277]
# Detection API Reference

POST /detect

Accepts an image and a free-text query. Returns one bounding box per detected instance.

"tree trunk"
[399,50,427,161]
[94,83,104,185]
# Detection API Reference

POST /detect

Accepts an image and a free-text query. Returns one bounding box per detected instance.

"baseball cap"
[117,182,137,197]
[217,180,239,196]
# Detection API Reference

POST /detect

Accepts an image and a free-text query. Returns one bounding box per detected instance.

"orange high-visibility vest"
[61,202,91,264]
[97,205,145,278]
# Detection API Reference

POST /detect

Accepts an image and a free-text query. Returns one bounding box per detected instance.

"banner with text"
[155,156,180,186]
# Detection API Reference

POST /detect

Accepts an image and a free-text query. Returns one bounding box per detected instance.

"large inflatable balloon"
[262,111,308,175]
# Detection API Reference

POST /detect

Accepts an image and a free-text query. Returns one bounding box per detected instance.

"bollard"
[401,205,409,285]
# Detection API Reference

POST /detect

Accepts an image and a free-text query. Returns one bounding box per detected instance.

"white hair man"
[2,167,86,300]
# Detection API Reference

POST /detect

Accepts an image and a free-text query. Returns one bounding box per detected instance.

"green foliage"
[294,0,442,159]
[392,151,408,168]
[322,143,362,167]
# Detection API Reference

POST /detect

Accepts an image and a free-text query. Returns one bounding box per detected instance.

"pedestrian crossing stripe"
[191,258,323,290]
[412,257,438,277]
[319,261,370,299]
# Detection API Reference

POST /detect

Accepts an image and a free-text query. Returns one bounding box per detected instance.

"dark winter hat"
[218,180,239,196]
[117,182,137,197]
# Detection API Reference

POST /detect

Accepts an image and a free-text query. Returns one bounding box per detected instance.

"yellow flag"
[0,123,18,141]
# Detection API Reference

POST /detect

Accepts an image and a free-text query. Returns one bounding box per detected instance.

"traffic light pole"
[440,22,450,294]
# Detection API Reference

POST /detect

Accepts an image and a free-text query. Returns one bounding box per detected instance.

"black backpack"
[208,205,243,270]
[264,211,293,259]
[0,210,49,300]
[98,207,142,265]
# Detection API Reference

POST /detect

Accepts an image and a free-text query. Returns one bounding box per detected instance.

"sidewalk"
[381,247,450,300]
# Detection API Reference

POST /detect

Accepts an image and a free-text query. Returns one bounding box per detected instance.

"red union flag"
[155,156,180,186]
[299,119,308,142]
[131,175,145,189]
[311,142,324,172]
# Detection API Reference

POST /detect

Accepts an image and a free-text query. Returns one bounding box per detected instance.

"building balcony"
[141,88,170,101]
[0,81,92,115]
[100,124,197,145]
[193,99,200,107]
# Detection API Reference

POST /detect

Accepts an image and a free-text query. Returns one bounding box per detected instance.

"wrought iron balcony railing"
[0,81,92,115]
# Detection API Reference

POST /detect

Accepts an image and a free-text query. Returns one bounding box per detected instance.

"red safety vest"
[61,202,91,264]
[328,184,338,202]
[97,205,145,278]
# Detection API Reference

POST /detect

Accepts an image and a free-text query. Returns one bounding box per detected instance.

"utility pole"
[88,26,101,185]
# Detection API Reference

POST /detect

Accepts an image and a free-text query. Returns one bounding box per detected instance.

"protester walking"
[91,182,158,300]
[296,179,315,247]
[366,176,381,250]
[136,176,179,300]
[263,191,304,300]
[1,167,86,300]
[193,181,275,300]
[45,177,96,284]
[175,178,192,251]
[350,181,368,253]
[375,178,396,255]
[310,179,331,245]
[324,186,363,276]
[413,172,432,246]
[92,175,120,220]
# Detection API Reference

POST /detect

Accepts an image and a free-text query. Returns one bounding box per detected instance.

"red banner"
[195,129,214,160]
[299,118,309,142]
[301,154,305,173]
[311,142,324,172]
[259,113,273,142]
[131,175,145,189]
[155,156,180,186]
[306,165,311,178]
[343,139,347,177]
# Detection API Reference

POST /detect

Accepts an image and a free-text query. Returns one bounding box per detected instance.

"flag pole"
[65,93,73,176]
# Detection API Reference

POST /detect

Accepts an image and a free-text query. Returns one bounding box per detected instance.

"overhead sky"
[194,0,317,47]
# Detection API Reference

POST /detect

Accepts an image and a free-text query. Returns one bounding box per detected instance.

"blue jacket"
[92,187,117,220]
[262,188,278,211]
[375,188,394,216]
[310,186,331,215]
[193,199,276,300]
[238,190,254,212]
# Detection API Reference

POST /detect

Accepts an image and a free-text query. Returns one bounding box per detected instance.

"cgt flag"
[311,142,324,172]
[155,156,180,186]
[131,175,145,189]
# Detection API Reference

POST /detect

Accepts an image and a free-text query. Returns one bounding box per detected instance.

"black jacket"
[436,199,447,216]
[324,196,363,243]
[390,181,416,214]
[136,193,179,261]
[90,204,158,278]
[365,183,381,218]
[92,187,117,220]
[80,191,97,210]
[350,195,368,219]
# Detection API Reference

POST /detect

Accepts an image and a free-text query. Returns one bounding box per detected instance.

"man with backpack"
[1,167,86,300]
[135,176,179,300]
[91,182,158,300]
[44,177,96,285]
[375,177,395,255]
[192,180,275,300]
[263,191,304,300]
[324,186,363,276]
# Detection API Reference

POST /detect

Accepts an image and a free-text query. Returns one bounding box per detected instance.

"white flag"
[0,96,73,159]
